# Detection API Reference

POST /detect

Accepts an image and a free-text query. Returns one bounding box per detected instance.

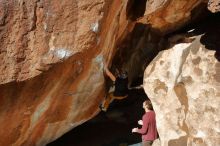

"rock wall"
[0,0,135,145]
[0,0,219,146]
[0,0,104,83]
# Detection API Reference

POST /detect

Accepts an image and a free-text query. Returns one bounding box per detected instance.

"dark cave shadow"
[199,16,220,61]
[168,11,220,61]
[47,88,147,146]
[190,12,220,61]
[126,0,147,21]
[112,23,163,87]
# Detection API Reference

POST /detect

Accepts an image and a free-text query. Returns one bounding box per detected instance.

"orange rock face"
[0,0,217,146]
[0,0,105,145]
[137,0,203,33]
[0,0,133,145]
[0,0,105,83]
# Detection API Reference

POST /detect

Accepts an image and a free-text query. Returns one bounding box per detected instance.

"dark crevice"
[166,9,220,61]
[198,12,220,61]
[126,0,147,21]
[111,23,165,86]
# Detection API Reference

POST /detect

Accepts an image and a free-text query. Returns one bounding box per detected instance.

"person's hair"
[115,67,128,78]
[143,100,153,110]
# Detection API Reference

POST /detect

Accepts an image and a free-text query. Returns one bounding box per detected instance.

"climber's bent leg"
[100,93,128,111]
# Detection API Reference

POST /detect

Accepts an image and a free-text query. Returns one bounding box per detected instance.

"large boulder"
[0,0,135,145]
[208,0,220,13]
[143,27,220,145]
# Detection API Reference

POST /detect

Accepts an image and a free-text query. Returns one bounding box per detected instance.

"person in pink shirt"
[132,100,158,146]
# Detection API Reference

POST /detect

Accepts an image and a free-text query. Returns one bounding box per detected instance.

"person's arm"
[138,120,143,125]
[104,66,116,82]
[137,114,149,134]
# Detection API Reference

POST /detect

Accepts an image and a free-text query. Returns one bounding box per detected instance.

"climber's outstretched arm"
[104,66,116,82]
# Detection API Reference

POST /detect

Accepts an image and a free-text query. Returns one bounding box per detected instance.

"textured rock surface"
[143,30,220,145]
[0,0,106,145]
[0,0,134,145]
[0,0,218,146]
[208,0,220,13]
[138,0,206,33]
[0,0,107,83]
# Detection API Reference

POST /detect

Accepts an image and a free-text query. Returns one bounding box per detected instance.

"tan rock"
[208,0,220,13]
[143,35,220,146]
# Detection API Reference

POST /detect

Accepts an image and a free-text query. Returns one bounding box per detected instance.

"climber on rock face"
[99,65,129,112]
